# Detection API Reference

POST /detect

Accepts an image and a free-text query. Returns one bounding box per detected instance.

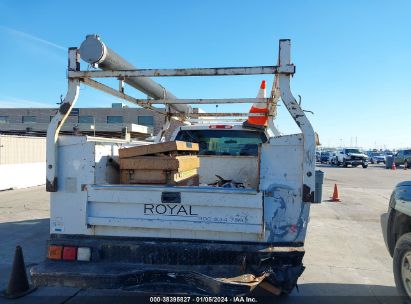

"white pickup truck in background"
[334,148,369,168]
[30,36,318,296]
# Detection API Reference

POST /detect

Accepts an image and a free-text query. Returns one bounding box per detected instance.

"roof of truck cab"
[171,124,273,140]
[180,124,257,131]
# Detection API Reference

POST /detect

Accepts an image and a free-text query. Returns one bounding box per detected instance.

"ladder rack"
[64,35,296,120]
[46,39,316,194]
[71,65,291,119]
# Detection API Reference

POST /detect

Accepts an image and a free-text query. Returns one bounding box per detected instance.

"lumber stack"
[119,141,199,186]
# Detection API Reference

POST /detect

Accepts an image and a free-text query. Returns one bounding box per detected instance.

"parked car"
[320,151,331,163]
[367,151,386,164]
[395,149,411,168]
[330,151,338,165]
[335,148,368,168]
[381,181,411,297]
[316,151,321,162]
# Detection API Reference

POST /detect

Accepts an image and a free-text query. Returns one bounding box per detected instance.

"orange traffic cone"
[244,80,268,127]
[392,162,396,170]
[330,184,341,202]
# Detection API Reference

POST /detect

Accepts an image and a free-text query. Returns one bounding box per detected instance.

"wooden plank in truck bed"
[120,169,199,185]
[119,141,199,158]
[119,155,199,172]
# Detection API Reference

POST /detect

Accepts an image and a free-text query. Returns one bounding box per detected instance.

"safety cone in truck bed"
[243,80,268,128]
[330,184,341,202]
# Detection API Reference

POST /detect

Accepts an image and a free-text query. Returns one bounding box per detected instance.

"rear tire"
[393,233,411,298]
[362,163,368,168]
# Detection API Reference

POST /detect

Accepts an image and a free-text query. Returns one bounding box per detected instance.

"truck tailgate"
[86,185,263,242]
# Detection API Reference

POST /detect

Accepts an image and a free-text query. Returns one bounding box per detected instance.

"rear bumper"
[31,262,276,296]
[30,235,305,296]
[346,159,366,165]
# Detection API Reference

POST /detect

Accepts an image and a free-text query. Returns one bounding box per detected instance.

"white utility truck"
[31,35,318,296]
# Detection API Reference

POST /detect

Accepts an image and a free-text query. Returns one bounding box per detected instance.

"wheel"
[343,160,348,167]
[362,164,368,168]
[393,233,411,298]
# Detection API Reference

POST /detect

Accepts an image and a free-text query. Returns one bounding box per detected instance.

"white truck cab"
[30,36,318,296]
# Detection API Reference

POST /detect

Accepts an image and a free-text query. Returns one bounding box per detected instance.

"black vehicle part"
[393,233,411,297]
[388,209,411,257]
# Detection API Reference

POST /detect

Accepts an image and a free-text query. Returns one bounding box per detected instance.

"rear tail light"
[47,245,63,260]
[47,245,91,261]
[77,247,91,261]
[62,247,77,261]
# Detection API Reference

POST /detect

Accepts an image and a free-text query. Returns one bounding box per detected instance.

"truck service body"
[31,36,318,296]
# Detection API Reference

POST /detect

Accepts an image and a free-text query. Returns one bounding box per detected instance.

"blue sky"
[0,0,410,149]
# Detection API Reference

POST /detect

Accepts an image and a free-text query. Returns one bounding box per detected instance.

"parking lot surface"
[0,164,410,303]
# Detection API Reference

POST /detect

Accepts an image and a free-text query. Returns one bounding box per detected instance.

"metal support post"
[46,48,81,192]
[277,39,316,202]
